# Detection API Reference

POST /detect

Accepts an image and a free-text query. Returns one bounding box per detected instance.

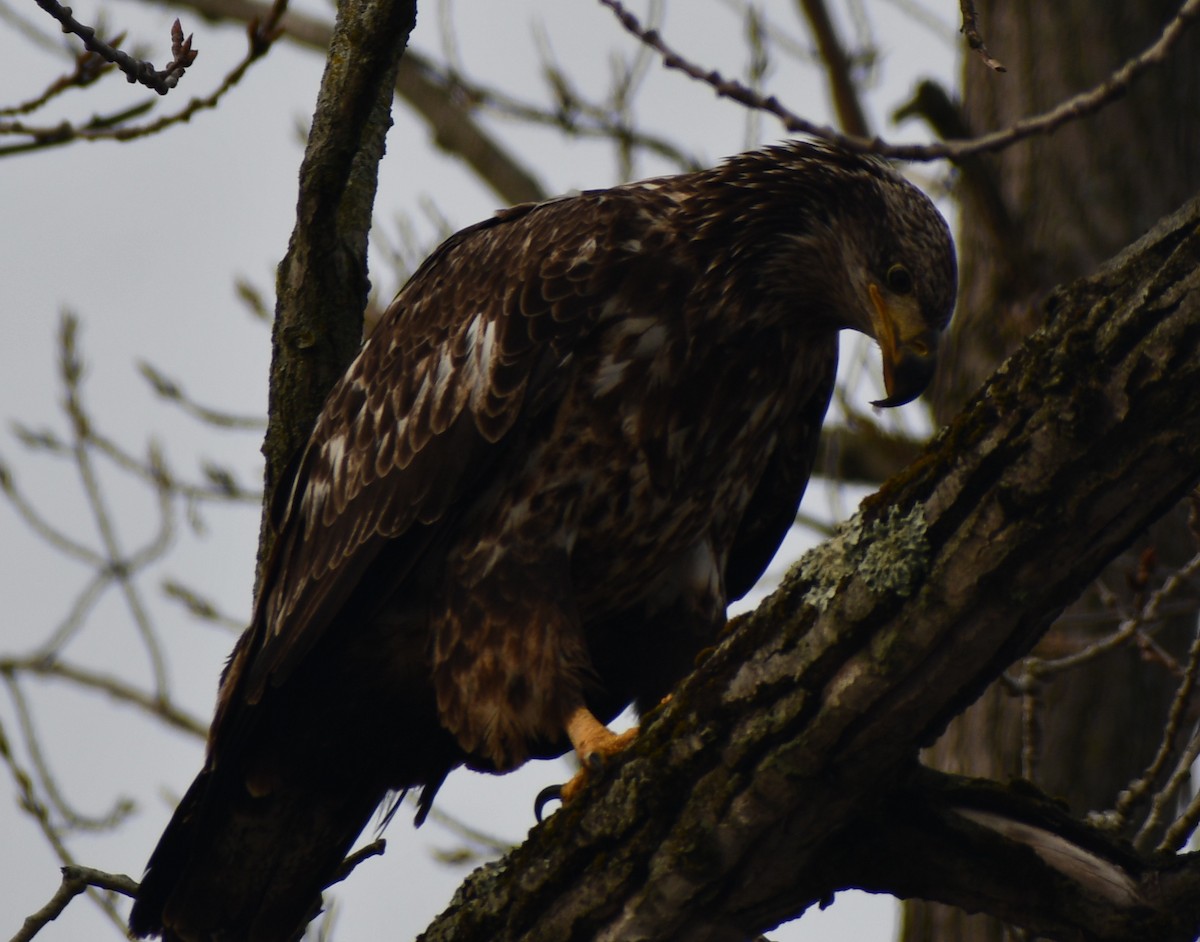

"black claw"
[583,751,605,773]
[534,784,563,823]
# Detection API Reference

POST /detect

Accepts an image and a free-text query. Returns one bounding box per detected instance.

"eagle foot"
[533,707,639,821]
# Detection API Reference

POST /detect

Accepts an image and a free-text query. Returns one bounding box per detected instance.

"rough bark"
[258,0,417,580]
[912,4,1200,936]
[413,194,1200,941]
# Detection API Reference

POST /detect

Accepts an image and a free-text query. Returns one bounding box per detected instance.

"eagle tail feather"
[130,768,385,942]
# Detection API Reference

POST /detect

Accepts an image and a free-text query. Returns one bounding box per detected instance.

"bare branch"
[0,47,113,117]
[58,316,171,696]
[1,0,286,156]
[0,657,206,737]
[0,719,128,936]
[1111,615,1200,844]
[325,839,386,889]
[1023,547,1200,679]
[2,674,135,834]
[958,0,1006,72]
[599,0,1200,163]
[31,1,197,95]
[11,865,138,942]
[119,0,546,203]
[137,361,266,431]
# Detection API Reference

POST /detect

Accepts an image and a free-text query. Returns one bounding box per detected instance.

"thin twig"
[1113,619,1200,839]
[1,0,286,156]
[1148,727,1200,852]
[59,316,170,697]
[435,53,700,175]
[162,579,247,632]
[2,675,135,833]
[425,803,518,859]
[1030,549,1200,679]
[10,865,138,942]
[0,47,114,117]
[325,839,387,888]
[598,0,1200,163]
[958,0,1006,71]
[0,657,206,737]
[137,361,267,431]
[32,0,197,95]
[0,719,129,936]
[0,453,106,568]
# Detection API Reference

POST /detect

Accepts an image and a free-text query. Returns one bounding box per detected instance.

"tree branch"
[31,2,196,94]
[12,866,138,942]
[414,194,1200,940]
[599,0,1200,162]
[958,0,1006,72]
[837,769,1200,942]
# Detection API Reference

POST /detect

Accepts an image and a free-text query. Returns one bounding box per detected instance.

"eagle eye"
[886,264,914,295]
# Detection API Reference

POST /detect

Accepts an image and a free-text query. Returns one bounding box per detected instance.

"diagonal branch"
[600,0,1200,163]
[958,0,1006,71]
[414,193,1200,940]
[31,2,196,94]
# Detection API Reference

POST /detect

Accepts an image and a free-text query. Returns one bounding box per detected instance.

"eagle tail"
[129,768,384,942]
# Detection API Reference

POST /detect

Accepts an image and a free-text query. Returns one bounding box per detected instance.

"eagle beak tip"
[872,342,938,409]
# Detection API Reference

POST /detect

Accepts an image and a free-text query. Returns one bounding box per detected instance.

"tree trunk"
[908,2,1200,939]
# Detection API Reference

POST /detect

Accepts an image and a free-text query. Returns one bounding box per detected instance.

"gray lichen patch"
[788,503,931,613]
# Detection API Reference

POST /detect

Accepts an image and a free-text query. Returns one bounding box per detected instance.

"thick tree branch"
[415,195,1200,940]
[838,770,1200,942]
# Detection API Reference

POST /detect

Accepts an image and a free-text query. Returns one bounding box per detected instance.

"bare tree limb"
[0,658,206,738]
[599,0,1200,163]
[0,46,114,116]
[958,0,1006,71]
[31,1,196,94]
[11,866,138,942]
[1,0,286,155]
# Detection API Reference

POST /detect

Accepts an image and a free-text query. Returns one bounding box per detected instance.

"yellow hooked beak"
[868,282,939,408]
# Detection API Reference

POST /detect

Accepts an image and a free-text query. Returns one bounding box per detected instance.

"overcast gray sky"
[1,2,957,938]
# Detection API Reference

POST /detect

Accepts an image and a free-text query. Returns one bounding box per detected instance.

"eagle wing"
[724,348,837,601]
[214,188,681,735]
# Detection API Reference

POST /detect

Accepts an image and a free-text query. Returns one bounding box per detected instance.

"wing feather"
[724,343,838,602]
[215,187,681,727]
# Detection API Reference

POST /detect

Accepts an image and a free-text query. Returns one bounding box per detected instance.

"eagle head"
[734,141,958,407]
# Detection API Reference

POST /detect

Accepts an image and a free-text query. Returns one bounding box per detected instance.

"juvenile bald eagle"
[130,141,956,942]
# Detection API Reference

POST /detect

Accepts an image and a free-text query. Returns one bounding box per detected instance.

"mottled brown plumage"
[130,141,956,942]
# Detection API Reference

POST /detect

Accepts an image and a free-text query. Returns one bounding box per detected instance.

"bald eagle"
[130,141,956,942]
